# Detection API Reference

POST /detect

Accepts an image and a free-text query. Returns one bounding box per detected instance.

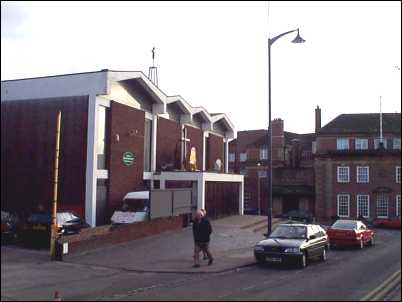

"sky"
[1,1,401,134]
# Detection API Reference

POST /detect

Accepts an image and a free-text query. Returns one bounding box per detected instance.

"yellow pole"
[50,111,61,260]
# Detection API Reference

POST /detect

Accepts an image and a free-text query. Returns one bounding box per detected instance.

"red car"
[372,218,401,229]
[327,220,375,249]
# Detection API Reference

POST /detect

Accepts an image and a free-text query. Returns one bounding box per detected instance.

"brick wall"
[272,119,285,162]
[246,148,260,162]
[316,134,401,154]
[273,197,283,216]
[108,102,146,212]
[61,216,183,256]
[157,117,181,170]
[274,168,315,186]
[315,154,401,219]
[244,170,259,210]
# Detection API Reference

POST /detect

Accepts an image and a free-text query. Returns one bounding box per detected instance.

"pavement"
[63,215,280,274]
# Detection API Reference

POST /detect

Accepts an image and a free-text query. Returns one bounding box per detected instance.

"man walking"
[192,210,213,268]
[200,209,209,260]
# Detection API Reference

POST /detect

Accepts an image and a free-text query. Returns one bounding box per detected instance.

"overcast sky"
[1,1,401,134]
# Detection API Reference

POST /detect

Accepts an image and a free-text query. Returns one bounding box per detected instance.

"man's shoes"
[208,258,214,266]
[192,264,200,268]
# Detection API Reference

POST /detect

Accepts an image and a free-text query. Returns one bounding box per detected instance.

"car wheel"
[359,239,364,249]
[299,252,307,269]
[256,257,266,266]
[368,236,375,246]
[320,248,327,262]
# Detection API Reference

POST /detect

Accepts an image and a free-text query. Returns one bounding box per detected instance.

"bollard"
[54,291,62,301]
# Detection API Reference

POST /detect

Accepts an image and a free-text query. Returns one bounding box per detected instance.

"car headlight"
[254,245,265,252]
[284,247,300,253]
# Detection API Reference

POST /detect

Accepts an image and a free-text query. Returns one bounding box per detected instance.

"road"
[1,228,400,301]
[95,228,401,301]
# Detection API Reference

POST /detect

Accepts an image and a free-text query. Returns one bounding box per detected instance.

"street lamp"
[266,28,305,237]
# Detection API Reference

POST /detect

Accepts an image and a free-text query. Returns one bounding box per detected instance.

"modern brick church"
[1,69,244,226]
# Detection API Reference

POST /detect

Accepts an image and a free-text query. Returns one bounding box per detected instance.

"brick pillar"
[272,118,285,162]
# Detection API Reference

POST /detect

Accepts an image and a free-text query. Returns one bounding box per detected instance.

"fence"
[150,189,193,220]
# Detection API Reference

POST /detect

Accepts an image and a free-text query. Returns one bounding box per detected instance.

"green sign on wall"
[122,152,135,166]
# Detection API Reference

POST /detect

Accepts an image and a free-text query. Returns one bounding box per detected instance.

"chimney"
[315,106,321,134]
[291,139,301,168]
[271,118,284,138]
[271,119,285,162]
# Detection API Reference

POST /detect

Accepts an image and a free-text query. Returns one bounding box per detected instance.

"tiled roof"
[247,131,315,148]
[319,113,401,135]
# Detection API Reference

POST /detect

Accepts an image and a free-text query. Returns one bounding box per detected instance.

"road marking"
[218,292,234,299]
[243,285,256,291]
[360,269,401,301]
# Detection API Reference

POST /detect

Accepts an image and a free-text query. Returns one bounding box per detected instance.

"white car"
[111,191,149,224]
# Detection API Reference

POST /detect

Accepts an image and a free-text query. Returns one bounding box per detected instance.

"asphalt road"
[1,228,400,301]
[95,228,401,301]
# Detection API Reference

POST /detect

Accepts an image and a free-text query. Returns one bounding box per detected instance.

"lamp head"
[292,29,306,44]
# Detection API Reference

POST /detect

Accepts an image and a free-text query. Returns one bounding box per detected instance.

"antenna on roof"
[148,47,159,87]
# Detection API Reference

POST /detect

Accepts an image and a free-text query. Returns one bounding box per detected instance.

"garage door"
[205,182,239,219]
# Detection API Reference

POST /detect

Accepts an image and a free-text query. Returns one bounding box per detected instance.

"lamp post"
[266,28,305,237]
[257,162,261,215]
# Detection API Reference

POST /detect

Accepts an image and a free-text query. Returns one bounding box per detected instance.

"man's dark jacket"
[193,217,212,243]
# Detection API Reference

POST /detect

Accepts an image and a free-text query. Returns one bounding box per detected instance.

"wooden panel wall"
[205,181,239,219]
[1,96,88,217]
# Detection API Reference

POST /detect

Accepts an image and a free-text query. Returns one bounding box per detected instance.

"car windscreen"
[269,225,307,239]
[332,221,357,230]
[57,212,80,224]
[123,199,148,212]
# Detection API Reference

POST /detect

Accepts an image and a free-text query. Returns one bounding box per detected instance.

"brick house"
[1,70,244,226]
[229,117,316,216]
[315,113,401,222]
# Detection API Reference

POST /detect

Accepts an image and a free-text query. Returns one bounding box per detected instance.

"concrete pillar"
[151,115,158,172]
[197,176,205,210]
[160,179,166,190]
[224,139,229,173]
[202,132,208,171]
[84,94,98,227]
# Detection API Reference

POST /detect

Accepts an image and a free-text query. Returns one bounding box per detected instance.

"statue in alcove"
[189,147,197,171]
[214,158,223,172]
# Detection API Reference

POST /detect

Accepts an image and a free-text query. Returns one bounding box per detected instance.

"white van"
[111,191,149,224]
